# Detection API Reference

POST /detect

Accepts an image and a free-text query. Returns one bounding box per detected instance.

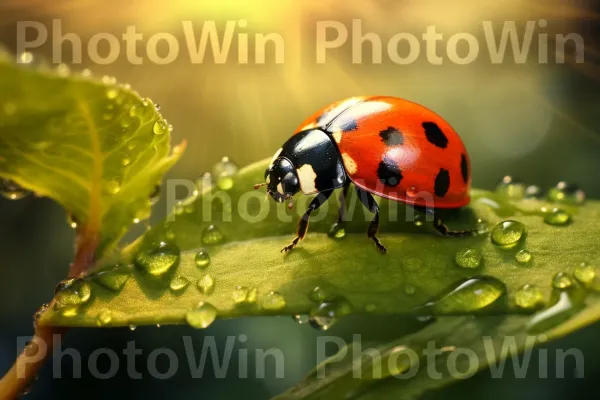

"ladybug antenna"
[254,183,267,190]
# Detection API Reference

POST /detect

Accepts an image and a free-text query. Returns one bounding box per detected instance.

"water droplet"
[327,222,346,239]
[514,284,544,310]
[524,185,543,199]
[491,220,526,248]
[17,51,34,64]
[106,88,119,99]
[543,208,572,226]
[417,276,507,314]
[496,176,525,199]
[54,278,92,312]
[96,310,113,327]
[197,172,214,192]
[202,225,224,245]
[574,263,596,285]
[55,63,70,76]
[153,119,168,135]
[129,325,137,331]
[405,185,419,198]
[104,179,121,195]
[196,274,215,295]
[246,287,258,304]
[154,103,161,111]
[261,292,286,310]
[552,272,573,289]
[170,276,190,292]
[156,324,161,328]
[547,181,585,205]
[101,75,116,85]
[91,266,131,292]
[309,299,353,331]
[527,283,587,333]
[454,248,483,269]
[309,286,336,303]
[194,251,210,268]
[413,213,424,227]
[404,284,416,295]
[134,241,180,277]
[213,157,239,190]
[365,303,377,312]
[0,179,31,200]
[186,302,218,329]
[292,314,309,324]
[232,286,251,303]
[515,250,532,264]
[121,150,132,166]
[81,68,92,77]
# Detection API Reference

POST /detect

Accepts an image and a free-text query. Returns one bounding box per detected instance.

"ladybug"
[254,96,475,254]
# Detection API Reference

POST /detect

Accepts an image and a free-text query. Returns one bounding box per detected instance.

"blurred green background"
[1,0,600,398]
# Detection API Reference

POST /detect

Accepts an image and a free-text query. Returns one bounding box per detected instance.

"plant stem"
[0,324,66,400]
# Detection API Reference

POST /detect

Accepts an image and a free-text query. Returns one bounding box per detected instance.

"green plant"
[1,54,599,399]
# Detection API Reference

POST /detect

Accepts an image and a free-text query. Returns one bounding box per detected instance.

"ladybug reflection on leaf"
[254,96,475,254]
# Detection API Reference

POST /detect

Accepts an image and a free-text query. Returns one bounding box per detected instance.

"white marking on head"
[332,131,342,144]
[266,175,270,184]
[276,182,284,194]
[297,164,318,194]
[341,153,357,175]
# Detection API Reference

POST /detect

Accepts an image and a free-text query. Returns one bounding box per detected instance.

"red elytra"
[293,96,471,209]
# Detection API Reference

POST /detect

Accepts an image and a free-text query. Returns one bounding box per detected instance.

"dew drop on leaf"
[417,276,507,314]
[17,51,34,64]
[552,272,573,289]
[96,310,113,327]
[328,223,346,239]
[196,274,215,295]
[153,119,168,135]
[202,224,224,245]
[104,179,121,195]
[403,284,416,295]
[514,284,544,310]
[515,249,532,264]
[547,181,585,205]
[106,88,119,99]
[543,208,572,226]
[129,325,137,331]
[491,220,526,248]
[527,282,587,333]
[91,266,131,292]
[309,286,336,303]
[186,302,218,329]
[261,292,286,310]
[232,286,251,303]
[292,314,309,324]
[194,251,211,268]
[454,248,483,269]
[574,263,596,285]
[134,241,180,277]
[0,178,31,200]
[54,278,92,314]
[309,299,353,331]
[524,185,543,199]
[496,176,525,199]
[213,157,239,190]
[246,287,258,304]
[169,276,190,292]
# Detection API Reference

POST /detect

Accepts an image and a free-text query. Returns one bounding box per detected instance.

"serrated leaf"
[39,158,600,330]
[0,54,184,261]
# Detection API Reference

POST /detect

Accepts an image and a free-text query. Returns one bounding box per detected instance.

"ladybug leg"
[281,190,334,253]
[426,208,477,237]
[336,180,351,224]
[355,188,387,254]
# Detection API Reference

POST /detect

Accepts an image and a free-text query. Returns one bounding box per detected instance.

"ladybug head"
[258,157,300,205]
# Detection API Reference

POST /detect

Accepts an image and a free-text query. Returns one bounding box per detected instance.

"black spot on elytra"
[460,154,469,183]
[423,122,448,148]
[377,155,403,187]
[379,126,404,146]
[434,168,450,197]
[340,119,358,132]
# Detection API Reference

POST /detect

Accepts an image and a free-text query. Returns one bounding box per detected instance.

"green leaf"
[0,53,184,261]
[39,158,600,329]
